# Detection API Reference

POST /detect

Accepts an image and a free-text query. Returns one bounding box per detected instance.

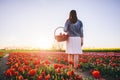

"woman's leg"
[68,54,74,67]
[71,54,74,62]
[68,54,71,62]
[74,54,79,68]
[68,54,73,62]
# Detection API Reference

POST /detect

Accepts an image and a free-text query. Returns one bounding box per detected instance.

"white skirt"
[66,37,82,54]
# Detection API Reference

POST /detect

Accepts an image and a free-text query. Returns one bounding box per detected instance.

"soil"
[0,54,9,79]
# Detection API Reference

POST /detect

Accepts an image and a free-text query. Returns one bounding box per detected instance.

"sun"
[35,37,52,49]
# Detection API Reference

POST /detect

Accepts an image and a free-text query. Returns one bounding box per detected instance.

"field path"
[0,53,9,79]
[75,69,91,78]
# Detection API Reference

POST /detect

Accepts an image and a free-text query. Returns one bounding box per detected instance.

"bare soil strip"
[0,54,9,79]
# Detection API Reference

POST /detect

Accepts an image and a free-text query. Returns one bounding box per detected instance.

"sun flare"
[35,37,52,49]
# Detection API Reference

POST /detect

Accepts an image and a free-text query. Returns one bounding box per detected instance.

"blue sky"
[0,0,120,49]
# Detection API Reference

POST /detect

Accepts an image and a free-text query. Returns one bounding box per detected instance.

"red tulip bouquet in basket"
[54,27,69,42]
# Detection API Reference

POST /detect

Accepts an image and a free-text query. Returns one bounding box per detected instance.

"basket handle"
[54,27,64,38]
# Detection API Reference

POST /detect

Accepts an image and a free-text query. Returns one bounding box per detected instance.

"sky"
[0,0,120,49]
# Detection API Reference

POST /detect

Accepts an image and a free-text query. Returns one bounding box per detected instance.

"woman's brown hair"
[69,10,78,23]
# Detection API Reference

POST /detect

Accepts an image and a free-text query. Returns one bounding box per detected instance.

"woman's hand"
[81,38,83,46]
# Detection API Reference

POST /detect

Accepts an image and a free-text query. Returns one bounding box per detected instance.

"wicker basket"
[54,27,68,42]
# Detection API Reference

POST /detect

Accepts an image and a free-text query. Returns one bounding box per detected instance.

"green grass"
[0,49,9,58]
[82,48,120,52]
[0,48,120,53]
[0,52,6,58]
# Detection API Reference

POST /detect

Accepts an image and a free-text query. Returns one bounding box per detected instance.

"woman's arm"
[64,20,69,32]
[79,21,83,46]
[81,37,83,46]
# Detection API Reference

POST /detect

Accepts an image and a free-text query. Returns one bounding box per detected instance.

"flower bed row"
[79,54,120,79]
[51,52,120,80]
[5,52,82,80]
[4,52,120,80]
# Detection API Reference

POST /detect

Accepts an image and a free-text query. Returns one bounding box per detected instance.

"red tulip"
[18,67,24,73]
[44,60,51,65]
[24,60,29,65]
[41,71,45,76]
[54,64,58,69]
[68,61,74,65]
[9,68,15,74]
[67,70,74,76]
[28,69,37,76]
[13,63,19,69]
[56,67,61,73]
[13,71,19,76]
[77,64,81,68]
[75,75,83,80]
[33,60,40,65]
[18,75,23,80]
[57,58,60,62]
[81,58,88,63]
[4,69,12,77]
[37,75,43,80]
[92,70,100,79]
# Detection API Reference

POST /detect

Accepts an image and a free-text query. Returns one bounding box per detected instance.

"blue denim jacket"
[64,19,83,38]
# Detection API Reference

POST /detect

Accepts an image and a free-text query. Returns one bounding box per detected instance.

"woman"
[64,10,83,69]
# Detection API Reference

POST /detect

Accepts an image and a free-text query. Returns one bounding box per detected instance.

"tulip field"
[0,49,120,80]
